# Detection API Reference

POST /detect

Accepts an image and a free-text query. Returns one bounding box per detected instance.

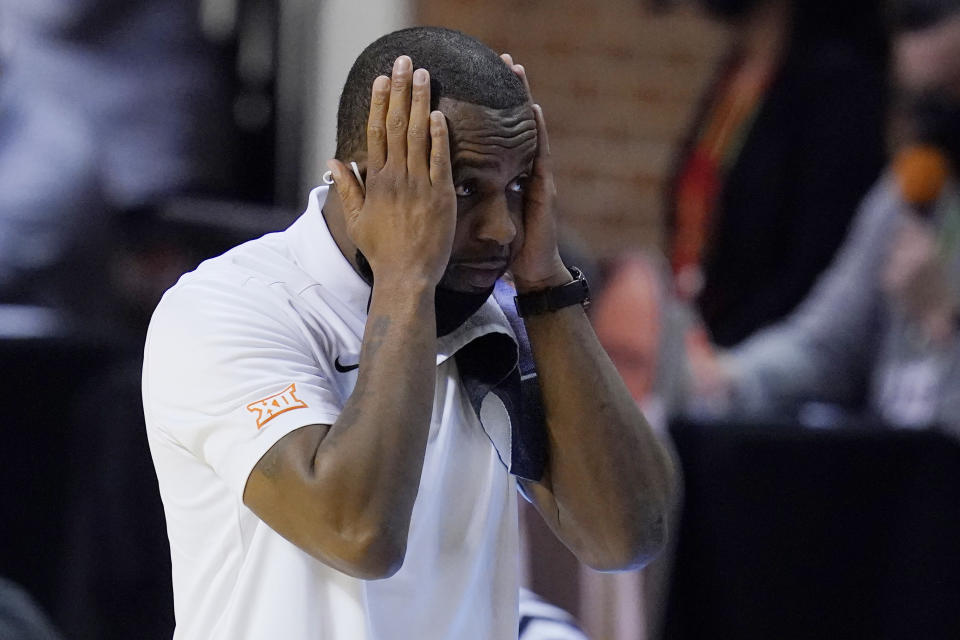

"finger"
[385,55,413,169]
[365,75,390,175]
[501,53,532,99]
[327,159,365,220]
[513,63,532,98]
[532,104,552,163]
[428,111,452,187]
[407,68,431,177]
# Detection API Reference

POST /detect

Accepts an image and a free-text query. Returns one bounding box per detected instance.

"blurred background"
[2,0,960,638]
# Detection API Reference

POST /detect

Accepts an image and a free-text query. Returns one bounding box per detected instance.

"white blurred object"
[199,0,237,41]
[0,304,64,339]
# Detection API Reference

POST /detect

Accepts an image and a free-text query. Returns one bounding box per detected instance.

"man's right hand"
[327,55,457,288]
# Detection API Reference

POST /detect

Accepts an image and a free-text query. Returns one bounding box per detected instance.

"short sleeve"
[143,277,343,499]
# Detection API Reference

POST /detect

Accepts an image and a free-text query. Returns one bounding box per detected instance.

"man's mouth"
[448,259,509,289]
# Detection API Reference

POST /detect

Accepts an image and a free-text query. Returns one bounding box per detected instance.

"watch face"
[570,267,590,302]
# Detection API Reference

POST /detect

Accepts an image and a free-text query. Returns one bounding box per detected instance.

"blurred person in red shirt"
[687,0,960,435]
[668,0,888,347]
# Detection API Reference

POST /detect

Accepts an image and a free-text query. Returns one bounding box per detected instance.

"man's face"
[892,13,960,162]
[894,13,960,98]
[436,98,538,293]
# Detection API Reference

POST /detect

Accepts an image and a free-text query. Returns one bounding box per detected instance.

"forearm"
[523,301,677,570]
[312,278,437,552]
[245,278,438,578]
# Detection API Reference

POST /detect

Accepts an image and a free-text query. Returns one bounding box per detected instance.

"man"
[143,27,675,639]
[688,0,960,434]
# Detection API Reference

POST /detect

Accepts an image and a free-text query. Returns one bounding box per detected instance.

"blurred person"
[142,27,676,640]
[591,253,689,433]
[668,0,889,346]
[581,253,687,640]
[687,0,960,435]
[0,0,226,312]
[0,1,229,637]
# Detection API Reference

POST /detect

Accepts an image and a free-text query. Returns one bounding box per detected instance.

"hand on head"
[326,56,456,288]
[497,53,568,291]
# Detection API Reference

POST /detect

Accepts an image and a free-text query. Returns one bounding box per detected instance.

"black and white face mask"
[356,250,493,338]
[323,165,495,338]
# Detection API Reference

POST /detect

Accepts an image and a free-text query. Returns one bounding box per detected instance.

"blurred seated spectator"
[668,0,888,347]
[582,252,686,640]
[0,2,234,637]
[687,0,960,437]
[0,95,105,310]
[591,253,689,433]
[0,0,228,316]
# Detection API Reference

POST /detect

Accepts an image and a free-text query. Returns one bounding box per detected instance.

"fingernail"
[414,68,428,85]
[395,56,411,72]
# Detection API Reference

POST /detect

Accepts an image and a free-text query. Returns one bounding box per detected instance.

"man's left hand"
[501,54,569,291]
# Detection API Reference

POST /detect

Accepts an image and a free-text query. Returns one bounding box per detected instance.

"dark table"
[665,419,960,639]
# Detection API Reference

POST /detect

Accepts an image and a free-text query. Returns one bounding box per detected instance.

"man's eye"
[508,176,529,194]
[455,183,476,198]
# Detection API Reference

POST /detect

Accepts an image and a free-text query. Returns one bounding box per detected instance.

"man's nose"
[473,199,517,246]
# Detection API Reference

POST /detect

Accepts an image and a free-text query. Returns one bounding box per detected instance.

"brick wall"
[417,0,728,257]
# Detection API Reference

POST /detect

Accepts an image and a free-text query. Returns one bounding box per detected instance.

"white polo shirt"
[143,187,523,640]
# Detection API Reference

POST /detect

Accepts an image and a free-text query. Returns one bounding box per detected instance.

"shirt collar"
[287,186,372,324]
[287,186,517,366]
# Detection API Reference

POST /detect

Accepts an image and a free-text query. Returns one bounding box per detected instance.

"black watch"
[514,266,591,317]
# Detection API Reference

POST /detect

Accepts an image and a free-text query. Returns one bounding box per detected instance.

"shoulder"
[144,235,330,396]
[150,233,316,338]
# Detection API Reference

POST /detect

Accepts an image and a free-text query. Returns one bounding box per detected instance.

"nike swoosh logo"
[334,356,359,373]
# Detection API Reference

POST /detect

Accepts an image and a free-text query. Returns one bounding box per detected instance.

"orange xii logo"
[247,383,308,429]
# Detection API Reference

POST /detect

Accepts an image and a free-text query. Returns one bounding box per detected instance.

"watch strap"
[514,266,590,317]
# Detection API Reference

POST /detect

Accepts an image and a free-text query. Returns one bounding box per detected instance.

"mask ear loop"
[321,161,366,195]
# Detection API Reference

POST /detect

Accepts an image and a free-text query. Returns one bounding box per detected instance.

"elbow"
[306,526,409,580]
[346,536,408,580]
[626,511,670,569]
[580,506,671,572]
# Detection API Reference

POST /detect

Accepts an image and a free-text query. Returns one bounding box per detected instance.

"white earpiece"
[321,161,365,195]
